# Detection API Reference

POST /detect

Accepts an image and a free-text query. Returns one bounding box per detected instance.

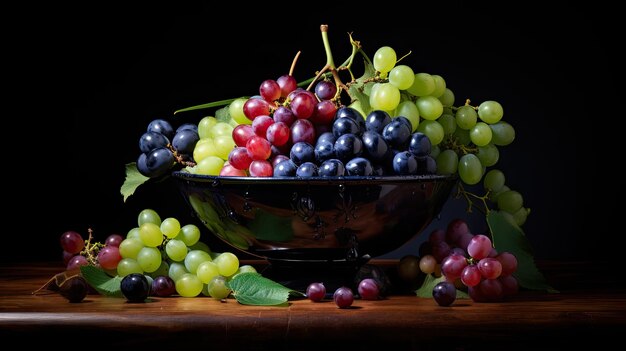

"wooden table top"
[1,261,624,349]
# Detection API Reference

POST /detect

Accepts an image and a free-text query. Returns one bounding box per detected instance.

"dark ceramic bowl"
[172,172,456,264]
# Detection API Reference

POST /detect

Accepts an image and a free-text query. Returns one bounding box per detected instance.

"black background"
[6,2,612,264]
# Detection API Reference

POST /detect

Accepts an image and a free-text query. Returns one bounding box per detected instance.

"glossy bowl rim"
[172,171,455,185]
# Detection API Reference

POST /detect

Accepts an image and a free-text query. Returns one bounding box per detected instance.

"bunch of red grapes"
[419,219,519,304]
[60,230,123,271]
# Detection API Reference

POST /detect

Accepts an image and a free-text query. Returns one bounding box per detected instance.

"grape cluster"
[115,209,255,299]
[136,119,200,178]
[60,230,123,271]
[418,219,519,303]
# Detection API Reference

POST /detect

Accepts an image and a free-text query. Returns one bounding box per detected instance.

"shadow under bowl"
[172,172,456,265]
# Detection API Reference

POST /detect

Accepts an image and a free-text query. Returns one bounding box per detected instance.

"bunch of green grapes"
[117,209,255,298]
[356,46,529,226]
[187,116,237,176]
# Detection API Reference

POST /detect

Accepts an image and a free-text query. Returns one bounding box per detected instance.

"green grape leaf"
[120,163,150,202]
[415,274,469,299]
[215,105,231,123]
[227,272,305,306]
[487,211,558,293]
[79,265,124,297]
[347,59,376,115]
[173,97,240,115]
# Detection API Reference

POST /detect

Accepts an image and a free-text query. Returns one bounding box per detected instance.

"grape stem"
[289,51,301,77]
[80,229,104,266]
[306,25,350,100]
[455,183,491,215]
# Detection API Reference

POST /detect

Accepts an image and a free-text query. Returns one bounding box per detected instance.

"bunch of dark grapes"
[228,75,437,177]
[136,119,199,178]
[419,219,519,304]
[60,230,123,272]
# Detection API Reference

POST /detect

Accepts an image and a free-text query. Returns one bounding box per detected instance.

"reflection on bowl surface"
[172,172,456,263]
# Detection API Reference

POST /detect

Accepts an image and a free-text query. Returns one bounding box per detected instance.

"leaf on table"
[487,211,558,293]
[227,272,305,306]
[415,274,469,299]
[120,163,150,202]
[79,265,124,297]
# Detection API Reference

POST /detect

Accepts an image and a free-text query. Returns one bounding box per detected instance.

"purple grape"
[139,131,170,153]
[392,151,418,175]
[67,255,88,270]
[382,119,411,149]
[441,254,468,281]
[273,159,298,177]
[358,278,380,300]
[151,276,176,297]
[365,110,391,134]
[290,119,316,145]
[105,234,123,247]
[296,162,318,177]
[345,157,373,176]
[333,287,354,308]
[289,142,315,166]
[332,117,361,138]
[408,132,431,157]
[306,282,326,302]
[147,119,174,140]
[334,134,363,162]
[361,131,389,162]
[315,80,337,100]
[273,106,296,126]
[432,281,456,306]
[60,231,84,254]
[319,159,345,177]
[121,273,150,303]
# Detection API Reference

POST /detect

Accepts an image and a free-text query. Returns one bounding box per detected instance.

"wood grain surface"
[1,261,624,350]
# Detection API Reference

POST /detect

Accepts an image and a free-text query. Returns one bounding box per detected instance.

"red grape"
[478,258,502,279]
[219,164,247,176]
[441,254,468,281]
[461,265,481,287]
[276,74,297,98]
[333,287,354,308]
[290,92,317,119]
[496,252,518,276]
[273,106,296,126]
[98,246,122,270]
[232,124,255,147]
[467,234,492,260]
[259,79,281,102]
[105,234,123,247]
[60,231,84,254]
[306,282,326,302]
[499,275,519,296]
[252,115,274,137]
[358,278,380,300]
[67,255,88,270]
[310,100,337,125]
[243,98,270,121]
[290,119,315,145]
[228,147,253,170]
[248,160,273,177]
[446,219,470,244]
[246,136,272,160]
[266,122,290,146]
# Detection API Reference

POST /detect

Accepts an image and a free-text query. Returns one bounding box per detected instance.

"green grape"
[476,143,500,166]
[436,149,459,175]
[210,122,234,139]
[189,240,211,253]
[416,96,443,120]
[512,207,530,226]
[160,217,181,239]
[484,169,505,192]
[138,209,161,226]
[395,101,420,131]
[198,116,218,139]
[165,239,188,262]
[126,227,140,239]
[168,262,188,282]
[370,83,400,111]
[455,106,478,130]
[430,75,446,97]
[458,154,483,185]
[497,190,523,214]
[213,135,236,160]
[416,120,444,145]
[137,247,162,273]
[490,121,516,146]
[407,73,435,96]
[373,46,397,73]
[438,88,455,107]
[227,117,239,128]
[478,101,504,124]
[175,273,203,297]
[193,138,218,163]
[184,250,212,274]
[349,100,367,117]
[213,252,239,277]
[470,122,493,146]
[139,223,164,247]
[489,185,510,203]
[388,65,415,90]
[230,265,257,280]
[119,237,144,259]
[207,276,231,299]
[430,145,440,159]
[229,98,250,125]
[438,114,456,135]
[147,261,169,279]
[179,224,201,246]
[453,128,471,145]
[195,156,224,176]
[201,284,211,297]
[117,258,143,277]
[196,261,220,284]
